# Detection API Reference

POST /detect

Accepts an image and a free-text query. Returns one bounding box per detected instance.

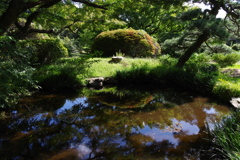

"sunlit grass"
[86,57,160,78]
[224,63,240,69]
[213,64,240,100]
[213,78,240,100]
[34,57,160,91]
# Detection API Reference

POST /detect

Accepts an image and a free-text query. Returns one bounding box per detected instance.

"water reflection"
[0,87,230,160]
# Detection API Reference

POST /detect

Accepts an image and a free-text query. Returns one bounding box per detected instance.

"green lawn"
[86,57,160,78]
[224,64,240,69]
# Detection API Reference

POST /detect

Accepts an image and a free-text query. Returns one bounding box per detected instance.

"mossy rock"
[92,29,161,57]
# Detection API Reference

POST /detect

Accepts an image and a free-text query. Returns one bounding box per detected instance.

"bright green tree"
[0,0,111,36]
[175,0,240,67]
[110,0,189,42]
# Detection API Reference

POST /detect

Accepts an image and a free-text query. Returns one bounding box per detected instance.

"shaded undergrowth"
[34,57,92,92]
[114,55,220,96]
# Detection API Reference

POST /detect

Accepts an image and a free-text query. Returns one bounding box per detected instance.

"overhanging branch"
[220,2,240,19]
[72,0,110,10]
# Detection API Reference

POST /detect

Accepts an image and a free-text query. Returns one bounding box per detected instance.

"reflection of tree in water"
[0,87,230,159]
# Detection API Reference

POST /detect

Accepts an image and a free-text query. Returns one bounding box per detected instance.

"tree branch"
[72,0,110,10]
[31,22,71,34]
[205,41,215,53]
[21,0,61,32]
[25,0,52,9]
[219,2,240,19]
[176,29,210,68]
[28,28,55,34]
[14,21,24,30]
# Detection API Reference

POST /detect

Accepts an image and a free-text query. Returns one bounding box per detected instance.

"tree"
[176,0,240,67]
[1,0,239,67]
[0,0,194,38]
[0,0,111,36]
[110,0,188,38]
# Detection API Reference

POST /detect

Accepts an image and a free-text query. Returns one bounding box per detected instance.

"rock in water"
[87,77,104,89]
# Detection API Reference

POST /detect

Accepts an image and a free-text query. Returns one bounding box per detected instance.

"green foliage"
[161,29,208,58]
[213,78,240,100]
[115,54,219,94]
[0,36,38,108]
[34,57,92,92]
[207,110,240,160]
[212,52,240,67]
[184,53,213,72]
[225,64,240,69]
[59,36,79,56]
[159,54,219,94]
[92,29,161,57]
[232,44,240,51]
[110,0,188,42]
[204,44,233,54]
[17,39,68,65]
[0,0,9,15]
[161,37,181,57]
[173,53,219,93]
[115,63,157,85]
[115,50,125,57]
[179,8,202,21]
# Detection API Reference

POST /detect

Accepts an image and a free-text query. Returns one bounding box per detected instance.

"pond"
[0,86,230,160]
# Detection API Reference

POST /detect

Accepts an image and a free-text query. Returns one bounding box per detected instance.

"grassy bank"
[34,57,160,91]
[34,56,240,100]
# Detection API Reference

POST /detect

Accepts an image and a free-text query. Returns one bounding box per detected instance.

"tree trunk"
[0,0,27,36]
[176,29,210,68]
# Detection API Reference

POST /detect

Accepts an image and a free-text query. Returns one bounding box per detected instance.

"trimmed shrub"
[18,38,68,65]
[212,52,240,67]
[92,29,161,57]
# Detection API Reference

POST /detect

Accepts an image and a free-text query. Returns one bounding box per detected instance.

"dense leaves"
[0,36,38,108]
[17,39,68,65]
[92,29,161,57]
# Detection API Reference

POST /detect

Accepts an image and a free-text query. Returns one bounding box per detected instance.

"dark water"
[0,87,230,160]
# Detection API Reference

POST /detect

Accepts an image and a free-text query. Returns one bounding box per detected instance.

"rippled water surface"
[0,87,230,160]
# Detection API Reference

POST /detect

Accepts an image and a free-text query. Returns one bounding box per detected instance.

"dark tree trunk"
[0,0,28,36]
[175,0,223,68]
[176,29,210,68]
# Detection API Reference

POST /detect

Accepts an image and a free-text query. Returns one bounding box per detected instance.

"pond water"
[0,86,230,160]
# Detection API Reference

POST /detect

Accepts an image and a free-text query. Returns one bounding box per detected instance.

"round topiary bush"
[92,29,161,57]
[18,38,68,65]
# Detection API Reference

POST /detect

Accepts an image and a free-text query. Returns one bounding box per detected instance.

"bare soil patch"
[221,69,240,77]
